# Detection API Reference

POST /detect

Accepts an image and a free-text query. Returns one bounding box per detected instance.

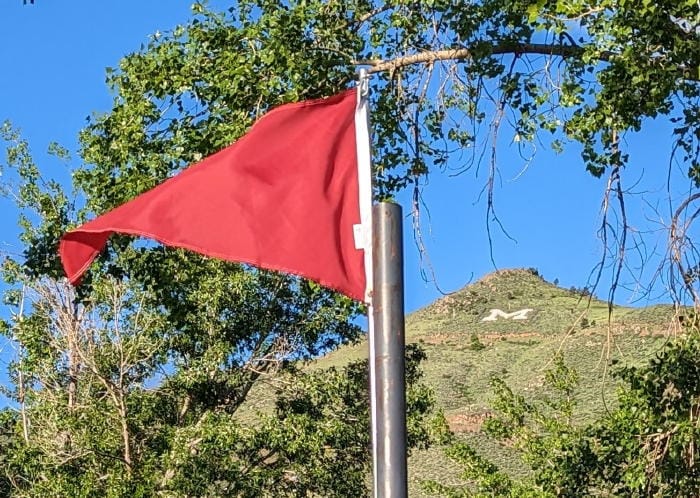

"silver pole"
[371,201,407,498]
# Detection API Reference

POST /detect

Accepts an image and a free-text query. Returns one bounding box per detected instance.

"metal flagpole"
[355,70,408,498]
[372,202,407,498]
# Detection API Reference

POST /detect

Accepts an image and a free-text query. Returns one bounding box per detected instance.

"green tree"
[0,82,436,496]
[426,330,700,497]
[67,0,698,298]
[0,269,437,496]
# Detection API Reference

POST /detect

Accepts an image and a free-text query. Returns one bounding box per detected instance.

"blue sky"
[0,0,690,316]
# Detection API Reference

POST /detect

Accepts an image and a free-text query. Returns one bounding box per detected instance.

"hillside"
[251,269,682,496]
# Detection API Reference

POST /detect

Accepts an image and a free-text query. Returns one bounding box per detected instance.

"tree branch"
[356,43,697,80]
[355,5,392,24]
[356,43,612,73]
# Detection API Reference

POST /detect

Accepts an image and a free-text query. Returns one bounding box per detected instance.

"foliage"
[57,0,698,299]
[67,0,698,197]
[1,106,401,495]
[468,333,486,351]
[0,271,437,496]
[569,285,593,298]
[427,327,700,497]
[1,96,437,495]
[0,0,448,489]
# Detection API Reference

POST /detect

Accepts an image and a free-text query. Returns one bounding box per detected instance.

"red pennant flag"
[60,89,368,301]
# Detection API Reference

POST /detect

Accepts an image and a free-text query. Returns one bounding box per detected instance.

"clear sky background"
[0,0,692,319]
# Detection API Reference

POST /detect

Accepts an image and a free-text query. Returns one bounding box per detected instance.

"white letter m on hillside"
[481,308,534,322]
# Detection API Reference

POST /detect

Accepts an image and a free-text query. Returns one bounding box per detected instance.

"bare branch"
[356,43,698,80]
[356,43,615,74]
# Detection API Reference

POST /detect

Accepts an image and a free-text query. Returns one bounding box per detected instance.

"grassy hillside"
[250,269,683,496]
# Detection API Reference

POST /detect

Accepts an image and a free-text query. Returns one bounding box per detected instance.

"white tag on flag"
[353,223,367,250]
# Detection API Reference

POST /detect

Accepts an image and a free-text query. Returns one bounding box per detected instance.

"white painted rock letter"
[481,308,534,322]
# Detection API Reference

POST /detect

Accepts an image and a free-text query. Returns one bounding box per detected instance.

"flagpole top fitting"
[358,69,370,98]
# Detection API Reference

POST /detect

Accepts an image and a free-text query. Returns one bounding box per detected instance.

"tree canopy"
[65,0,698,300]
[425,326,700,497]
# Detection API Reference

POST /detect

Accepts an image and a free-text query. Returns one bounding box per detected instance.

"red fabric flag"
[60,89,367,301]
